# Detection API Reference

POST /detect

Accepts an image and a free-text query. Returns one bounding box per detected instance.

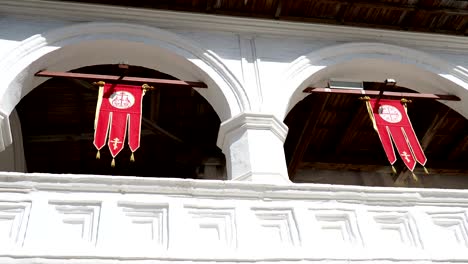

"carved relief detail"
[185,206,237,249]
[252,208,300,247]
[428,211,468,248]
[118,202,168,249]
[311,209,363,247]
[49,201,101,246]
[368,211,422,249]
[0,201,31,246]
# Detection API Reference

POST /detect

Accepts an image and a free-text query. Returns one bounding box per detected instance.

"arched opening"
[0,22,249,155]
[15,64,225,179]
[276,43,468,187]
[284,82,468,188]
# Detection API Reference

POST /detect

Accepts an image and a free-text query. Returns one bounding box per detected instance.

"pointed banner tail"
[367,99,427,172]
[93,83,144,160]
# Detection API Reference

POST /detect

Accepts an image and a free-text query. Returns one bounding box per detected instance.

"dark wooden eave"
[48,0,468,36]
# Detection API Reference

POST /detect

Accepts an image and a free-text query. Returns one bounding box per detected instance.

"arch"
[0,22,249,150]
[271,42,468,120]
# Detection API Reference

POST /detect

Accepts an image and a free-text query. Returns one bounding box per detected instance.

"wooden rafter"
[141,117,184,143]
[333,101,368,156]
[288,94,331,178]
[319,0,468,15]
[394,106,451,184]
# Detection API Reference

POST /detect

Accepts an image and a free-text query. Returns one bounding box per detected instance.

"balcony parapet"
[0,171,468,263]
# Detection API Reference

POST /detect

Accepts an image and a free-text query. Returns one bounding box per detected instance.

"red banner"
[93,83,145,165]
[366,99,427,172]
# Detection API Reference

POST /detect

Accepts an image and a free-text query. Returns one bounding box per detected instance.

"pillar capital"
[217,112,290,184]
[217,112,288,149]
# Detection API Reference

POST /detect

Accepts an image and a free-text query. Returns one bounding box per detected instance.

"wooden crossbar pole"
[303,87,460,101]
[35,70,208,88]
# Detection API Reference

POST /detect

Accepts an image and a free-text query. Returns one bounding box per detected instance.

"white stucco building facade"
[0,0,468,263]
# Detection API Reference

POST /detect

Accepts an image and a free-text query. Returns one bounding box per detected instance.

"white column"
[217,112,290,184]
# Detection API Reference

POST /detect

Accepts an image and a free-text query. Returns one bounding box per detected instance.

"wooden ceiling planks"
[49,0,468,35]
[17,64,223,178]
[284,82,468,179]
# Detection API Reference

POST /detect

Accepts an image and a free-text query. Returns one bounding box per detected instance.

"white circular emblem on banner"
[109,91,135,109]
[378,105,402,123]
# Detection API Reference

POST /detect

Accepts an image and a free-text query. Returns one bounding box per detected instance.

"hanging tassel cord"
[359,96,378,132]
[130,152,135,162]
[96,150,101,160]
[423,166,429,174]
[111,158,116,168]
[411,172,419,182]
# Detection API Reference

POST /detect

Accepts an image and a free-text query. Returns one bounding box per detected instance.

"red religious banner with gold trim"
[365,98,428,178]
[93,82,145,166]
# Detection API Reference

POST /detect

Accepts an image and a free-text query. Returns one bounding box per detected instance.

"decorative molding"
[427,211,468,248]
[0,0,467,52]
[9,110,26,172]
[252,208,300,247]
[0,201,30,247]
[184,206,237,249]
[0,111,12,152]
[239,35,263,110]
[367,210,422,249]
[48,201,101,246]
[0,174,467,261]
[311,209,363,247]
[2,172,468,207]
[278,42,468,120]
[0,22,249,122]
[217,112,288,149]
[118,202,168,249]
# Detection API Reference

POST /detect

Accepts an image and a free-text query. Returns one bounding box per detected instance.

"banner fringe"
[96,150,100,160]
[111,158,115,167]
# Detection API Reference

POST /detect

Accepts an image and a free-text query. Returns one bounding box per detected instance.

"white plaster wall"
[0,172,468,263]
[0,12,466,118]
[0,3,467,263]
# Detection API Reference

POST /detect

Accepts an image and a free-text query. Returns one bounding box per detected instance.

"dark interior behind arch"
[16,64,225,179]
[284,82,468,187]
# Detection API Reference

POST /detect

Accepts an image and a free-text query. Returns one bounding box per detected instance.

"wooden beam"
[303,87,461,101]
[288,94,331,178]
[333,102,368,155]
[319,0,468,15]
[35,71,208,88]
[447,134,468,160]
[394,106,451,184]
[141,117,184,143]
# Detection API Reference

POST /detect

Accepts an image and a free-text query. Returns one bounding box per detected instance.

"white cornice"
[2,172,468,206]
[0,0,467,52]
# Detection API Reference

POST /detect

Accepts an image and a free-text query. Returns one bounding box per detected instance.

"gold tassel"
[411,172,418,181]
[130,152,135,162]
[423,167,429,174]
[111,158,115,167]
[96,150,100,160]
[391,166,397,174]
